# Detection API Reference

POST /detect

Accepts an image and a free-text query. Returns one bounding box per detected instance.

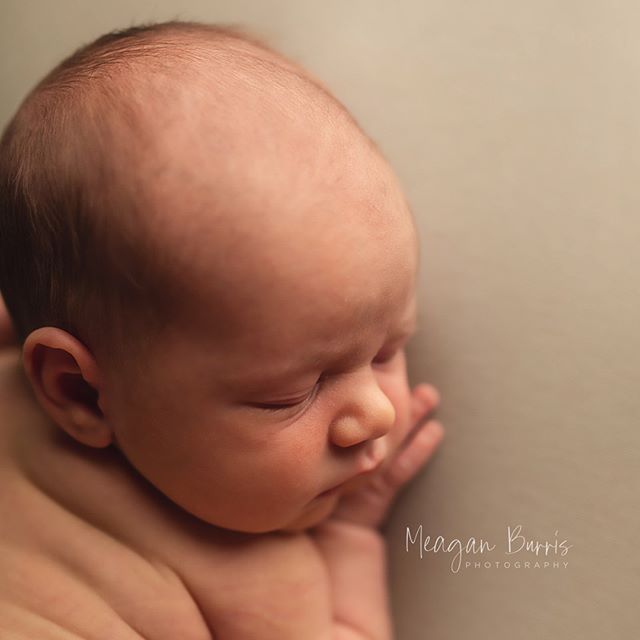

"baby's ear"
[22,327,112,448]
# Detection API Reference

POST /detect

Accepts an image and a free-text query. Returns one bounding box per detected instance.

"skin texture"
[24,58,425,534]
[101,131,421,534]
[0,292,443,640]
[2,35,445,638]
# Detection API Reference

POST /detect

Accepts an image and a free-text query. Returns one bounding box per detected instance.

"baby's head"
[0,22,420,533]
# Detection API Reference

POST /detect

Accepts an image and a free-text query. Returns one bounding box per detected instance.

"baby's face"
[100,105,419,533]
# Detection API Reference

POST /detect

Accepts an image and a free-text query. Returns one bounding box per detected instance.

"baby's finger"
[383,419,444,488]
[410,384,440,424]
[398,383,440,449]
[330,420,444,528]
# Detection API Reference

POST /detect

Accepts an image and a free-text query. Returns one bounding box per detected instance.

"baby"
[0,21,443,639]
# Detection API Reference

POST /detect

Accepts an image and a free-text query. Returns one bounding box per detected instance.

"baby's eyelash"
[250,342,409,413]
[253,383,320,412]
[255,399,305,412]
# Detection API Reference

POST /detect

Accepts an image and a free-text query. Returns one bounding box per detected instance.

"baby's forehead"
[139,115,413,296]
[92,31,402,235]
[164,165,414,296]
[124,68,366,242]
[108,36,416,333]
[171,205,418,362]
[89,33,347,213]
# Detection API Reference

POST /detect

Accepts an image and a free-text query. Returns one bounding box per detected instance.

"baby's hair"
[0,20,359,363]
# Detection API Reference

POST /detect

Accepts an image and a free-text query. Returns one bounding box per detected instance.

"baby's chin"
[275,474,377,534]
[277,491,343,534]
[195,486,358,535]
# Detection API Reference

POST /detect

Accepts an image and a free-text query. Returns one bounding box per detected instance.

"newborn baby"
[0,21,443,639]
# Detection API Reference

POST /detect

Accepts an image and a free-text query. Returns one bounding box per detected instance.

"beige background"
[2,1,638,638]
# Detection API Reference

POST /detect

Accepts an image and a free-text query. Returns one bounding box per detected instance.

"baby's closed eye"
[249,348,408,414]
[249,382,321,412]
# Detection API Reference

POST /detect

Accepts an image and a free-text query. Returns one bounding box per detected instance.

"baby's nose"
[328,372,396,448]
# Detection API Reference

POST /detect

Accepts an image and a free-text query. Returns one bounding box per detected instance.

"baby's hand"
[327,383,443,530]
[309,384,442,639]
